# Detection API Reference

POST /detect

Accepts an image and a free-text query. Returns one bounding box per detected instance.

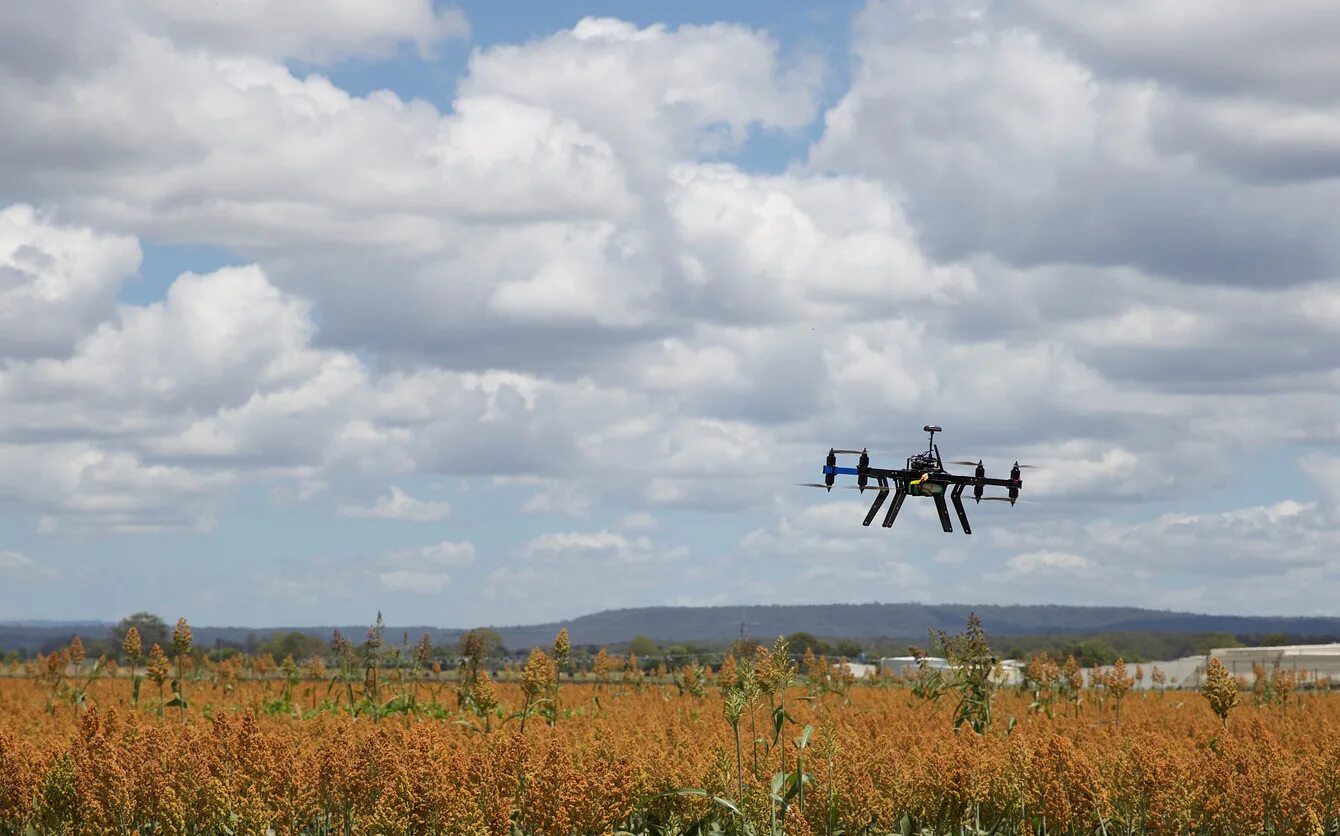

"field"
[1,627,1337,835]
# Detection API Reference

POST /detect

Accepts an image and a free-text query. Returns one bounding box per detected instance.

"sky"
[2,0,1339,628]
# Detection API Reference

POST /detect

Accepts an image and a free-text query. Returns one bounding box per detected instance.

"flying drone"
[799,426,1032,534]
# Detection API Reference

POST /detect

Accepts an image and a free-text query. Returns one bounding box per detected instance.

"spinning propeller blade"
[830,449,865,454]
[950,460,982,466]
[796,483,832,489]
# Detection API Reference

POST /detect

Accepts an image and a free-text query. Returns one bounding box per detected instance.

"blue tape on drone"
[823,466,859,476]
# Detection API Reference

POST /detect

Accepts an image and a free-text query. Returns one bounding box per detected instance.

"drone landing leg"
[951,484,972,535]
[933,493,954,533]
[862,478,890,526]
[881,485,907,528]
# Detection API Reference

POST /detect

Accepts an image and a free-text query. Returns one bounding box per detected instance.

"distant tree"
[627,635,660,657]
[1260,633,1291,647]
[832,638,864,658]
[459,628,505,659]
[784,632,829,655]
[258,631,327,661]
[110,613,168,661]
[1059,639,1119,669]
[728,638,762,658]
[1193,632,1242,655]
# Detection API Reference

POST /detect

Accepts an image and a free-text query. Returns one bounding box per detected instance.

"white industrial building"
[877,655,1024,686]
[1210,643,1340,684]
[1115,644,1340,690]
[873,644,1340,691]
[831,661,878,679]
[878,655,949,678]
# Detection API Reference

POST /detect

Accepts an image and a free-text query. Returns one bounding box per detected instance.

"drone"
[799,426,1031,534]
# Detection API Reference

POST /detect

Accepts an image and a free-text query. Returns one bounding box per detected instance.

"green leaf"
[652,788,742,817]
[771,704,786,743]
[164,696,188,708]
[794,724,814,750]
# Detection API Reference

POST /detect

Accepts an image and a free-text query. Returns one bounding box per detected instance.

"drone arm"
[934,473,1018,487]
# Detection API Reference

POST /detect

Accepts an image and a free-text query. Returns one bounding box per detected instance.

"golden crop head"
[716,653,737,688]
[553,628,570,665]
[123,626,142,661]
[329,628,353,661]
[593,647,613,679]
[473,670,500,714]
[171,617,192,657]
[67,636,85,669]
[1201,656,1240,723]
[1104,658,1133,700]
[521,647,556,700]
[1062,654,1083,691]
[146,643,170,685]
[44,649,67,679]
[414,633,433,668]
[1025,651,1060,689]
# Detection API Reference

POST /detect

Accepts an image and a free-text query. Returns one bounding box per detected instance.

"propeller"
[843,484,890,492]
[829,448,865,455]
[950,460,983,467]
[796,483,832,489]
[979,496,1038,505]
[952,459,1039,469]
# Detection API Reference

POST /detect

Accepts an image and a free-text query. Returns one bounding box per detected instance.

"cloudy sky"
[2,0,1338,628]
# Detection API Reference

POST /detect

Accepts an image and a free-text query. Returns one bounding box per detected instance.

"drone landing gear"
[860,478,910,528]
[882,486,907,528]
[861,477,890,526]
[932,493,954,533]
[951,483,972,535]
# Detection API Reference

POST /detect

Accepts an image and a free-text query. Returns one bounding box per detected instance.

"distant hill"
[4,603,1340,656]
[483,603,1340,650]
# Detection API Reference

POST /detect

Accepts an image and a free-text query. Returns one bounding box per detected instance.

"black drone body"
[800,426,1028,534]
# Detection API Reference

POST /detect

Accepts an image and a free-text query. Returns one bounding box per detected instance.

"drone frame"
[817,426,1023,534]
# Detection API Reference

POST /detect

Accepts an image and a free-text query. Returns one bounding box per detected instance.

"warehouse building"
[1210,643,1340,685]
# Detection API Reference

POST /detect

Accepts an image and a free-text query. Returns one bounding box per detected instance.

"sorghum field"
[1,619,1337,835]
